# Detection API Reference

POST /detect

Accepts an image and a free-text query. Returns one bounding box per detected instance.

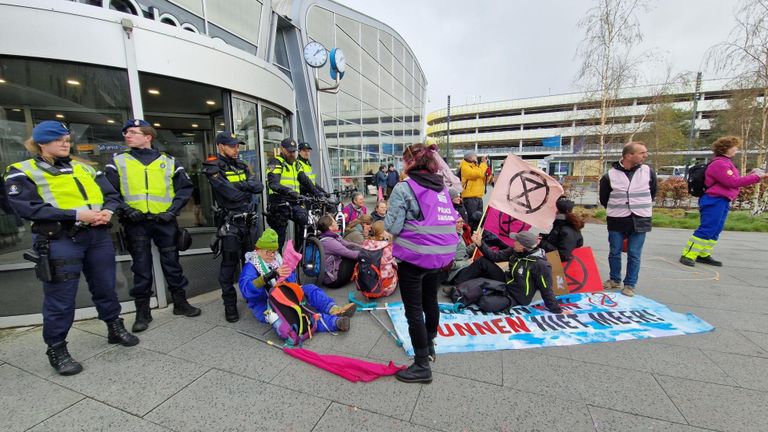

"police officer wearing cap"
[4,121,139,376]
[296,142,326,193]
[105,119,200,333]
[202,131,263,322]
[266,137,322,251]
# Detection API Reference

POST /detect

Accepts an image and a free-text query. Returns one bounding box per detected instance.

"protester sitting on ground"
[444,216,477,285]
[450,188,468,223]
[343,214,373,245]
[238,228,357,331]
[372,200,388,222]
[538,197,584,262]
[449,230,563,313]
[360,221,398,296]
[342,191,367,223]
[315,215,363,288]
[679,136,768,267]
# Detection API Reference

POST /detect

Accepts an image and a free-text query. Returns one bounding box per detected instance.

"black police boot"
[107,318,140,346]
[46,341,83,376]
[395,348,432,384]
[427,332,437,363]
[696,255,723,267]
[224,304,239,323]
[172,291,201,317]
[132,299,152,333]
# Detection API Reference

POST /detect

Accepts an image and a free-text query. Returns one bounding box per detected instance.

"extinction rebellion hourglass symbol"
[506,170,551,214]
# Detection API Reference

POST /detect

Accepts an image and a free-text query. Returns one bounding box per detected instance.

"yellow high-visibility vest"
[297,158,316,184]
[10,159,104,210]
[268,155,300,194]
[113,152,175,213]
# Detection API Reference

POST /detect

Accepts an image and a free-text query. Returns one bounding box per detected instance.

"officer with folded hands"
[105,119,200,333]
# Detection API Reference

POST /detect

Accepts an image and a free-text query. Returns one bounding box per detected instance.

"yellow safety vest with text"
[268,155,300,194]
[10,159,104,211]
[113,153,175,213]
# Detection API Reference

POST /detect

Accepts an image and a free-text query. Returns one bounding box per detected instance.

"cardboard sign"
[563,247,603,293]
[546,251,570,296]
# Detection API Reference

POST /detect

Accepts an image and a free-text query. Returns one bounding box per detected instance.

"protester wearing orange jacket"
[459,152,487,230]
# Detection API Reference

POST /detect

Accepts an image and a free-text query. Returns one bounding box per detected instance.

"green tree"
[635,104,690,168]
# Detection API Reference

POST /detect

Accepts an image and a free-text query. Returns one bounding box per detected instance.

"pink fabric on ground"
[283,347,405,382]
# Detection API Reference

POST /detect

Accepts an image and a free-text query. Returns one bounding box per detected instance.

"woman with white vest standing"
[598,142,657,297]
[385,143,459,384]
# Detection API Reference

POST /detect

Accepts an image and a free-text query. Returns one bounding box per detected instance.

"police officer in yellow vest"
[202,131,264,323]
[297,142,327,194]
[105,119,200,333]
[4,121,139,376]
[266,138,322,251]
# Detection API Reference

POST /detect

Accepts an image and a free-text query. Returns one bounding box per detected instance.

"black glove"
[262,269,278,283]
[156,212,176,223]
[123,207,145,223]
[287,191,301,201]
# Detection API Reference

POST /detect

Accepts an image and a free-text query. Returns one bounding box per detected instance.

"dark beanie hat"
[556,198,575,214]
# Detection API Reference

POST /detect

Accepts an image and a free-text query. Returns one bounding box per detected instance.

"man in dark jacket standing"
[599,142,657,297]
[385,164,399,199]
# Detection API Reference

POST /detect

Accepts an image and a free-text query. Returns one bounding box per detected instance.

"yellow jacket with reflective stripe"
[113,152,175,213]
[268,155,300,194]
[10,159,104,210]
[297,158,316,184]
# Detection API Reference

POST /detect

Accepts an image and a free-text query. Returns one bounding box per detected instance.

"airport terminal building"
[426,80,734,177]
[0,0,426,326]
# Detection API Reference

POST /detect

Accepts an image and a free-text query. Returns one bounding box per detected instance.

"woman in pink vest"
[679,136,767,267]
[385,143,459,384]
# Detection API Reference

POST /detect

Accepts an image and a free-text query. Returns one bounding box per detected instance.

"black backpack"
[450,278,515,313]
[352,249,384,297]
[687,162,711,197]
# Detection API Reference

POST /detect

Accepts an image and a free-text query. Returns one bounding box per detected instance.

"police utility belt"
[23,221,110,283]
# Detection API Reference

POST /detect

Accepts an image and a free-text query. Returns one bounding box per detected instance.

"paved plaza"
[2,224,768,431]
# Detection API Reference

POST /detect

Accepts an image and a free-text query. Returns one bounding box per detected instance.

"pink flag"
[278,240,302,284]
[487,154,564,229]
[284,347,405,382]
[482,206,532,247]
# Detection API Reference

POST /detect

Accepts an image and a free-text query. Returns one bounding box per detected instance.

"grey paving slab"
[0,364,83,432]
[133,317,217,354]
[657,375,768,432]
[168,325,289,382]
[677,305,768,333]
[704,350,768,392]
[366,326,414,365]
[270,352,420,421]
[28,398,170,432]
[412,372,594,432]
[648,328,768,358]
[145,369,329,432]
[313,402,434,432]
[194,298,265,332]
[302,311,386,358]
[680,288,768,313]
[0,326,113,378]
[50,346,209,416]
[428,350,504,385]
[588,406,710,432]
[72,307,179,337]
[740,330,768,351]
[501,350,685,422]
[729,271,768,288]
[0,326,33,342]
[553,339,735,385]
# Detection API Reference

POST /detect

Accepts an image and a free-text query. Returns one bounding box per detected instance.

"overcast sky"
[335,0,742,115]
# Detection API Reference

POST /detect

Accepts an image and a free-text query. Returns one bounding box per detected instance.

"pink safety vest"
[606,165,653,217]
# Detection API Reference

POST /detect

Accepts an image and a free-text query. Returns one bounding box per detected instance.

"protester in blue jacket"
[238,229,356,332]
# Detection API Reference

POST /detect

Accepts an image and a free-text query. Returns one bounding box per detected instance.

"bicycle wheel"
[298,236,325,286]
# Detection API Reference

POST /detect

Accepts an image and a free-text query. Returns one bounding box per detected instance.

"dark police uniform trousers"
[218,215,255,306]
[124,219,188,300]
[40,227,121,346]
[266,199,308,252]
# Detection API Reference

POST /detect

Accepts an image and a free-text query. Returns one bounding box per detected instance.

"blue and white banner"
[386,293,714,356]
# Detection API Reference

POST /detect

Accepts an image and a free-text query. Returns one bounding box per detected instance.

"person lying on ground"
[449,230,562,313]
[238,228,357,332]
[538,197,584,262]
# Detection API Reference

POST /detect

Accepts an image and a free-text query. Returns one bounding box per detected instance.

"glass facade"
[306,5,426,191]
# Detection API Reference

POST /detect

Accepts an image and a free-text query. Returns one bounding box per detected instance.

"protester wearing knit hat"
[239,230,357,334]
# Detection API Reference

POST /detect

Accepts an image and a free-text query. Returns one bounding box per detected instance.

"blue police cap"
[215,131,244,146]
[122,119,151,133]
[32,121,70,144]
